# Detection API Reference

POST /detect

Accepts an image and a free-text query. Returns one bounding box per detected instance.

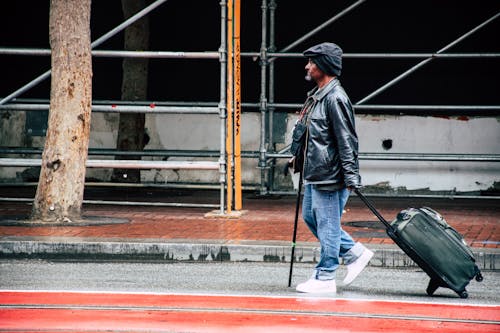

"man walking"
[294,42,373,294]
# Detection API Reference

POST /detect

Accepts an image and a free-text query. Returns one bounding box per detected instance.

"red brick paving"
[0,191,498,249]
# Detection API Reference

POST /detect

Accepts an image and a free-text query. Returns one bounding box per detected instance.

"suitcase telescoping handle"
[354,188,395,231]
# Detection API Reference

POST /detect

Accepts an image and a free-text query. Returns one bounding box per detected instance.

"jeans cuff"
[315,269,336,280]
[343,242,366,265]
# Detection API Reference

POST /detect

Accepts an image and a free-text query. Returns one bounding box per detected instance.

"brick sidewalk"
[0,188,498,249]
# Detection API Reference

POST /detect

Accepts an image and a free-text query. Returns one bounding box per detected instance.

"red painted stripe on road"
[1,291,498,322]
[0,308,497,333]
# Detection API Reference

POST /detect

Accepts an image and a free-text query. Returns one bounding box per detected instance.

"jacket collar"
[308,78,339,102]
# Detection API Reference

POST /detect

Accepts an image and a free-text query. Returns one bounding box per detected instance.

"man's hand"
[283,157,296,176]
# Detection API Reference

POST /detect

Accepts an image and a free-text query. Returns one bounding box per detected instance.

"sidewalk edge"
[1,238,498,270]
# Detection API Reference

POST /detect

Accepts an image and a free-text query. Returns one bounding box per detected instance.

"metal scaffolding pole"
[356,11,500,105]
[0,0,169,106]
[0,103,219,114]
[0,158,219,170]
[258,0,269,195]
[2,147,499,163]
[0,197,220,209]
[266,0,277,194]
[4,48,500,59]
[5,100,499,115]
[218,0,228,215]
[0,48,220,58]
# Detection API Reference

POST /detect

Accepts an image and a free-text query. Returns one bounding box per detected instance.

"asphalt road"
[1,259,498,304]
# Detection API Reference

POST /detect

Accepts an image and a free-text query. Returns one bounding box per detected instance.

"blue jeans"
[302,184,359,280]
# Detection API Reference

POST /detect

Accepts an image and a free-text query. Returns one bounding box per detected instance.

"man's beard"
[305,74,312,81]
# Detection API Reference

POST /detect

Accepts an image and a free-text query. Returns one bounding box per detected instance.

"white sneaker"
[343,249,374,286]
[296,278,337,294]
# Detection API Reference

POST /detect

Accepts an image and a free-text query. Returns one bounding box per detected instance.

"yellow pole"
[233,0,242,210]
[226,0,233,213]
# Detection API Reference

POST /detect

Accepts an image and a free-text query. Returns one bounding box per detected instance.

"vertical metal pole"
[219,0,228,215]
[226,0,234,213]
[233,0,243,210]
[258,0,268,195]
[267,0,277,193]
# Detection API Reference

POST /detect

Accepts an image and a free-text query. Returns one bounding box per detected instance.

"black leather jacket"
[302,78,361,188]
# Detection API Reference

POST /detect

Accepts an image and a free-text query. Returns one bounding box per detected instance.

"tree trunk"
[31,0,92,223]
[112,0,150,183]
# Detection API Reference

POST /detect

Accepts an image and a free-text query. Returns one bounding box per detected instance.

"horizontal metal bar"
[2,148,499,162]
[0,148,223,158]
[264,52,500,59]
[0,48,51,56]
[0,48,220,59]
[0,103,219,114]
[345,53,500,58]
[0,148,255,158]
[2,48,499,59]
[92,50,219,59]
[354,105,500,110]
[268,103,500,111]
[0,158,220,170]
[11,98,220,107]
[86,160,219,170]
[359,153,500,162]
[266,191,500,200]
[0,181,259,192]
[0,197,219,208]
[4,99,499,114]
[82,199,219,208]
[266,152,500,162]
[91,105,219,114]
[242,103,500,115]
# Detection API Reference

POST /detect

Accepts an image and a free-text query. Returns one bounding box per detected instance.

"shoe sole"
[296,281,337,294]
[296,288,337,294]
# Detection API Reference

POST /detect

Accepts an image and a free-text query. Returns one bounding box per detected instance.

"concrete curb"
[1,237,498,270]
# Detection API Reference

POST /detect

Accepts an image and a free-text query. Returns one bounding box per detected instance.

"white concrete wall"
[1,110,499,193]
[356,115,500,192]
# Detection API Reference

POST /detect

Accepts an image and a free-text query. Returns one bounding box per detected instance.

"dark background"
[1,0,499,107]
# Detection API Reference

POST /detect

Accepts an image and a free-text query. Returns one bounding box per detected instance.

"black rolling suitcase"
[354,189,483,298]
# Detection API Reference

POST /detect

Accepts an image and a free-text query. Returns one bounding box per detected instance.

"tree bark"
[112,0,150,183]
[31,0,92,223]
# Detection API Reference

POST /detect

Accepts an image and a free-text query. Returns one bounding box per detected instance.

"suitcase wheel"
[475,272,484,282]
[459,290,469,299]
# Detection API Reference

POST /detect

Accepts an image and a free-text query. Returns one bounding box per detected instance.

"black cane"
[288,173,303,287]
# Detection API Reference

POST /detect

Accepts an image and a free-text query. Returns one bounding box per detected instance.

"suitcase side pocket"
[419,207,476,261]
